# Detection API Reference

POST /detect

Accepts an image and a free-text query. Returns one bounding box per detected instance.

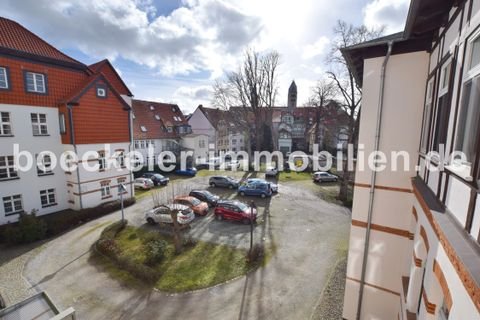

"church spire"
[288,80,297,110]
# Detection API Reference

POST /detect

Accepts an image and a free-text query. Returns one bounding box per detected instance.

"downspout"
[128,108,134,198]
[67,104,83,210]
[356,40,394,320]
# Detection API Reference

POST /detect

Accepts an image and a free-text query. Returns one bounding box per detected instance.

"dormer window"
[155,115,161,120]
[167,127,173,133]
[0,67,9,90]
[25,71,46,94]
[96,84,107,98]
[150,105,155,111]
[171,106,176,112]
[141,126,147,132]
[132,113,136,120]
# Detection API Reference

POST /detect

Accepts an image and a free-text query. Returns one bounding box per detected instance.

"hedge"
[0,197,135,245]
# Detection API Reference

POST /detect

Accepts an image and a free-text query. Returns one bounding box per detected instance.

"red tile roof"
[0,17,84,67]
[132,100,188,140]
[88,59,132,96]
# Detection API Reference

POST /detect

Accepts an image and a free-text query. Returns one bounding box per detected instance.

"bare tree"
[213,49,280,155]
[308,79,337,149]
[326,20,384,202]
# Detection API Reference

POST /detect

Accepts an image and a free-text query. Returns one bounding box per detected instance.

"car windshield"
[155,174,164,179]
[202,191,213,197]
[236,203,248,211]
[191,198,201,205]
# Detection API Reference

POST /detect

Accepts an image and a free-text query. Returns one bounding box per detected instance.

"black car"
[209,176,240,189]
[189,190,220,207]
[141,172,169,186]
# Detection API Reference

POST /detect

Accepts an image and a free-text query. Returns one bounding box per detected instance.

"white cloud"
[302,36,330,60]
[363,0,410,34]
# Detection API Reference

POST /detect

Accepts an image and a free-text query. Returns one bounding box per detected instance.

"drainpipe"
[356,40,394,320]
[128,108,134,197]
[67,104,83,210]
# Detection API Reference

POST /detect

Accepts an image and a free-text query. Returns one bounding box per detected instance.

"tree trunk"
[170,210,183,254]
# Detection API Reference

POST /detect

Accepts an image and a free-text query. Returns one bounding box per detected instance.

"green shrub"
[3,211,47,245]
[97,238,120,258]
[101,220,127,239]
[144,239,168,266]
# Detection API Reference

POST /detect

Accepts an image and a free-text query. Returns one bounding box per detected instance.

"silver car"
[313,171,338,183]
[145,204,195,225]
[134,177,154,190]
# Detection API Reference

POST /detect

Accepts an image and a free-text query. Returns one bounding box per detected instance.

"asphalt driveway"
[6,173,351,320]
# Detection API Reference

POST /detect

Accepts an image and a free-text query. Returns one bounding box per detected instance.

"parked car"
[246,178,278,193]
[313,171,338,183]
[189,190,220,207]
[214,200,257,224]
[174,196,209,216]
[265,165,278,177]
[145,204,195,225]
[134,177,154,190]
[238,181,272,198]
[141,172,169,186]
[209,176,240,189]
[224,160,241,170]
[175,167,197,176]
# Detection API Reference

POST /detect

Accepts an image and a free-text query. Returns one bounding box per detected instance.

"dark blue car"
[175,167,197,176]
[238,181,272,198]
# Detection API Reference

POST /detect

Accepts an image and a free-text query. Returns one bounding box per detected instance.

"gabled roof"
[198,105,225,129]
[0,17,86,70]
[132,100,188,140]
[61,73,131,110]
[88,59,133,96]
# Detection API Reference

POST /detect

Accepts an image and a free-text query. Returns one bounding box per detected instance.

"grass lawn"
[278,171,312,182]
[94,225,263,292]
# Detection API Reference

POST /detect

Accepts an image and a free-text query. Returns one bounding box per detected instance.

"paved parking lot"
[2,171,351,320]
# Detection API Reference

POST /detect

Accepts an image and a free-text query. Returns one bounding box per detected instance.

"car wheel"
[240,191,245,196]
[228,184,233,189]
[146,217,155,225]
[261,193,266,198]
[210,182,216,187]
[216,214,223,221]
[242,219,250,225]
[334,178,338,182]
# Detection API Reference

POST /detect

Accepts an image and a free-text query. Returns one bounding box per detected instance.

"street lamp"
[119,183,127,223]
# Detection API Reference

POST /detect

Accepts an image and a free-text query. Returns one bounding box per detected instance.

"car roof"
[153,203,190,211]
[174,196,197,201]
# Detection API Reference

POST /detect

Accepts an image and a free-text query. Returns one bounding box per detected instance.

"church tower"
[287,80,297,111]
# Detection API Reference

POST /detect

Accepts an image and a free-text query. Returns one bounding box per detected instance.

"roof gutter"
[356,40,394,320]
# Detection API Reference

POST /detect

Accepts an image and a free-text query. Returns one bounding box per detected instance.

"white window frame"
[101,181,111,198]
[31,113,48,135]
[117,151,125,168]
[0,155,18,180]
[141,126,147,132]
[98,151,106,171]
[25,71,46,93]
[0,112,12,136]
[0,67,8,89]
[36,153,53,175]
[97,87,106,97]
[59,113,66,134]
[3,194,23,215]
[40,188,56,207]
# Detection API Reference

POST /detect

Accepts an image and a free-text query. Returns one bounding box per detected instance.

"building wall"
[343,51,429,319]
[181,134,209,160]
[0,104,69,224]
[188,108,216,149]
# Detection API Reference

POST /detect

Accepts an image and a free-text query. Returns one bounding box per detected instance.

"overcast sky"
[1,0,410,113]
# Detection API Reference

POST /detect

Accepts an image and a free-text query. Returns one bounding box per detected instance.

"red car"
[214,200,257,224]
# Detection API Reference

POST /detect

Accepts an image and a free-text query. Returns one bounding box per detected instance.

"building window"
[140,140,145,149]
[37,154,53,176]
[117,151,125,168]
[0,156,17,180]
[59,113,66,134]
[98,151,106,171]
[0,112,12,136]
[96,85,107,98]
[433,61,452,153]
[167,127,173,133]
[101,181,111,198]
[141,126,147,132]
[0,67,9,89]
[31,113,48,135]
[3,194,23,215]
[40,189,56,207]
[420,78,435,153]
[25,71,46,93]
[199,139,205,148]
[134,140,139,149]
